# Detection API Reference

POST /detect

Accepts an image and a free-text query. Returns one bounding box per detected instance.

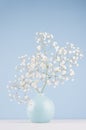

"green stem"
[35,87,41,94]
[41,64,48,93]
[41,79,47,93]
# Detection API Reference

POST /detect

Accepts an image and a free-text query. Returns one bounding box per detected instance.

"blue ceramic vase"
[27,94,55,123]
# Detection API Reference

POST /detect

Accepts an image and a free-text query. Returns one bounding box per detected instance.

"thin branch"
[40,64,48,93]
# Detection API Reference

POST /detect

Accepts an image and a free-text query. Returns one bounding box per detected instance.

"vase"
[27,94,55,123]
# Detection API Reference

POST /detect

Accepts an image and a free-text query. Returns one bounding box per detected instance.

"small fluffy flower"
[37,45,41,51]
[7,32,83,104]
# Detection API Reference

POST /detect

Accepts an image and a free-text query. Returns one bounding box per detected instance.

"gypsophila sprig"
[7,32,83,104]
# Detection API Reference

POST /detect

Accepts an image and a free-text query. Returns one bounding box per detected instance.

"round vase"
[27,94,55,123]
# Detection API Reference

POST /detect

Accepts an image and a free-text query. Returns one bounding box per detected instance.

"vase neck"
[37,93,45,96]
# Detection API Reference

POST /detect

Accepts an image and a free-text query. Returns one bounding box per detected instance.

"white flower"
[35,72,41,78]
[31,82,37,88]
[55,46,59,51]
[42,56,47,62]
[7,32,83,104]
[47,80,51,85]
[52,42,57,47]
[62,70,67,75]
[40,63,46,69]
[54,81,59,86]
[54,67,61,72]
[70,69,75,76]
[56,56,61,62]
[41,73,46,79]
[37,45,41,51]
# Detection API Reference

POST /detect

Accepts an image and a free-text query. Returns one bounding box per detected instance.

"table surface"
[0,120,86,130]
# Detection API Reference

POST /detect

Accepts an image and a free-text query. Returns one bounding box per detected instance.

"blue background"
[0,0,86,119]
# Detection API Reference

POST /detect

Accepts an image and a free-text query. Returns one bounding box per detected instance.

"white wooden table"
[0,120,86,130]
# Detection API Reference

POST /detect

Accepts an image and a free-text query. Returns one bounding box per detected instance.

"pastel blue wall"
[0,0,86,119]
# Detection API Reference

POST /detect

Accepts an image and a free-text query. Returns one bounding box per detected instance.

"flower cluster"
[7,32,83,104]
